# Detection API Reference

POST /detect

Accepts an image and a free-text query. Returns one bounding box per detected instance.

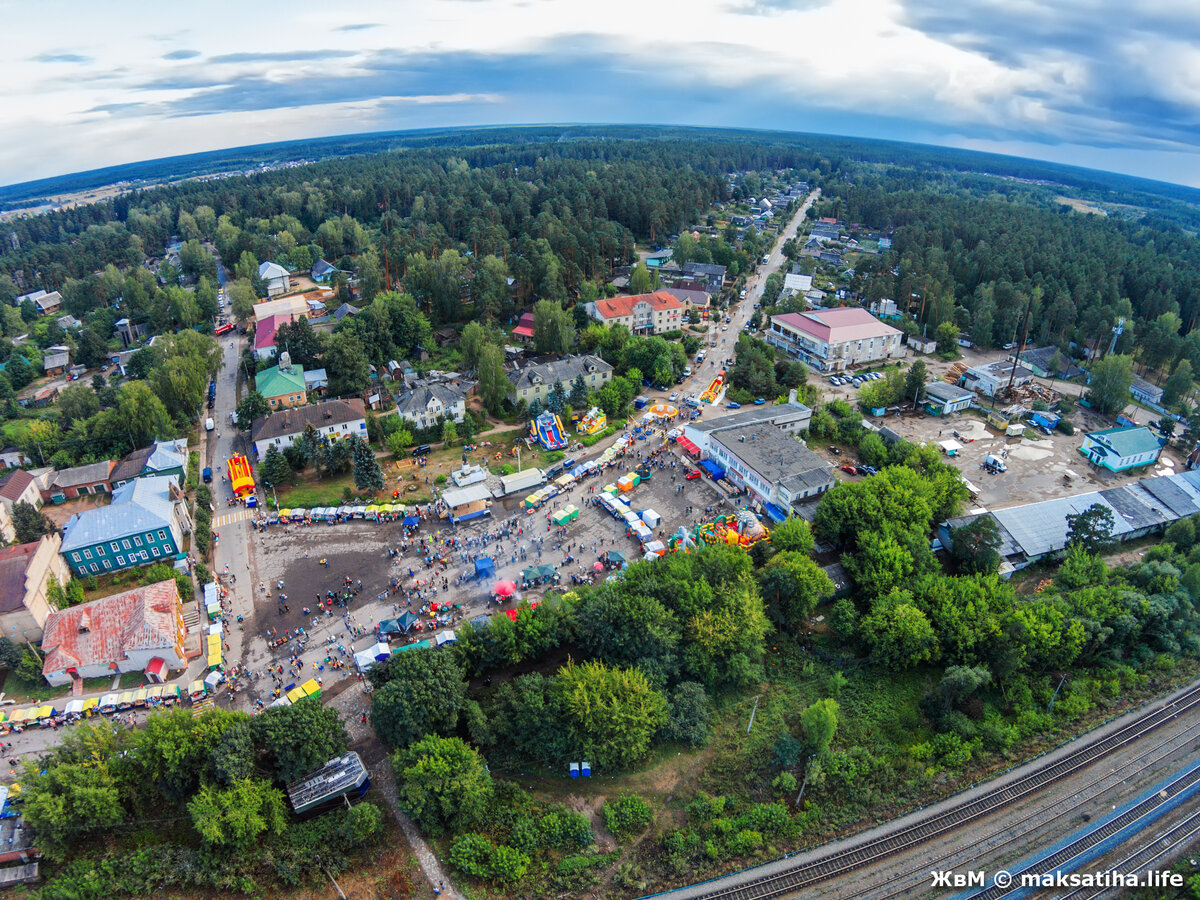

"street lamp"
[10,627,41,663]
[263,481,278,508]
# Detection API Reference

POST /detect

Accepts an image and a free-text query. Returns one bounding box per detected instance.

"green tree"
[1086,354,1134,417]
[570,373,589,407]
[188,778,287,847]
[259,444,294,489]
[351,435,385,492]
[387,427,414,457]
[6,354,31,390]
[1162,359,1194,409]
[326,331,371,396]
[370,649,468,746]
[758,552,835,629]
[115,381,173,446]
[12,501,53,543]
[21,761,126,859]
[768,517,815,554]
[949,515,1002,575]
[459,320,491,371]
[134,708,244,802]
[476,343,509,414]
[1066,503,1118,555]
[660,681,712,746]
[552,659,668,769]
[860,589,940,671]
[629,262,655,295]
[441,418,459,447]
[935,321,959,354]
[533,299,575,355]
[227,279,257,324]
[235,390,270,431]
[0,636,21,672]
[799,698,839,757]
[904,359,928,406]
[393,735,493,836]
[602,794,653,839]
[250,697,349,783]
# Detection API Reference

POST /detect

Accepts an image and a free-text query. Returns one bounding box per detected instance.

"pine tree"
[259,445,294,489]
[570,373,589,407]
[351,435,385,493]
[548,380,567,413]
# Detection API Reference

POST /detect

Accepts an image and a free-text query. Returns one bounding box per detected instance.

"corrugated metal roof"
[992,492,1134,559]
[61,476,177,553]
[1099,484,1173,532]
[1139,475,1200,518]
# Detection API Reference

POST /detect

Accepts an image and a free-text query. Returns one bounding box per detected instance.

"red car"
[685,469,703,480]
[840,464,858,475]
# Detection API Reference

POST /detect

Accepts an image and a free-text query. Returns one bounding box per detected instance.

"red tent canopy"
[676,436,701,457]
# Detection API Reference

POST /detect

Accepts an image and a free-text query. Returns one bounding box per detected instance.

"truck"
[498,468,546,497]
[983,454,1007,473]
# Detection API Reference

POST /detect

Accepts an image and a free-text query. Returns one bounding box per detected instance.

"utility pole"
[1107,318,1126,358]
[1004,291,1036,399]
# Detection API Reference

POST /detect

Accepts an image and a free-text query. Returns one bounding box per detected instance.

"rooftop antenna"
[1107,318,1126,357]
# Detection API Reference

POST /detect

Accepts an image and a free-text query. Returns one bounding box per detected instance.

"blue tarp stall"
[699,460,725,479]
[470,615,492,630]
[377,610,420,637]
[396,611,420,632]
[763,502,789,524]
[377,618,402,637]
[474,557,496,580]
[402,515,420,527]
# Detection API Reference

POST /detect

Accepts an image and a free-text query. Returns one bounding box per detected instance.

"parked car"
[828,446,842,455]
[683,367,692,376]
[754,398,766,405]
[727,401,742,409]
[669,392,679,402]
[828,376,840,385]
[685,469,702,480]
[841,464,858,475]
[860,465,879,475]
[854,465,869,476]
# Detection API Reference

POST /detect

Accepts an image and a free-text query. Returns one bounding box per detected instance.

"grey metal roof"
[1099,484,1174,532]
[923,381,974,403]
[944,513,1023,559]
[508,354,612,391]
[690,403,811,434]
[1139,475,1200,518]
[397,381,465,416]
[711,428,831,487]
[440,484,493,508]
[991,492,1134,559]
[61,476,178,553]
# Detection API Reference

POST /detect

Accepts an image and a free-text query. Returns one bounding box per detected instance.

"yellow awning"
[286,687,305,703]
[81,698,99,710]
[301,678,321,696]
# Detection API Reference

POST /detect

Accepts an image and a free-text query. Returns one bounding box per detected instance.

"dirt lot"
[818,345,1183,510]
[234,441,736,708]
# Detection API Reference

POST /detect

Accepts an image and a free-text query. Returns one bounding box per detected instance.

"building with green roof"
[256,353,307,410]
[1079,426,1165,473]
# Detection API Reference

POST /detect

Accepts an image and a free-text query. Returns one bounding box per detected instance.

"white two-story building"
[586,291,685,335]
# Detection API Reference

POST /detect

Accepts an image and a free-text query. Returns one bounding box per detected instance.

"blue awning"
[699,460,725,479]
[402,516,420,526]
[763,502,789,523]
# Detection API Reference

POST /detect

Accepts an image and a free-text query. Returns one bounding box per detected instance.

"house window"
[123,539,131,550]
[116,556,125,566]
[158,530,167,541]
[78,485,90,495]
[133,535,142,546]
[72,552,81,563]
[90,563,98,573]
[111,542,120,553]
[151,546,160,557]
[83,548,92,560]
[102,559,112,570]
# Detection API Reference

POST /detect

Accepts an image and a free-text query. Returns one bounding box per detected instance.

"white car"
[669,392,679,402]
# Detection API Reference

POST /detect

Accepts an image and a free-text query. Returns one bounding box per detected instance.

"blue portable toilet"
[581,761,591,777]
[569,763,579,779]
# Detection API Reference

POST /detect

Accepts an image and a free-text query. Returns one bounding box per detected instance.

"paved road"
[649,188,820,409]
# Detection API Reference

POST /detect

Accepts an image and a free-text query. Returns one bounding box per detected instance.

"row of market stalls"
[0,685,185,731]
[522,463,598,512]
[266,505,422,527]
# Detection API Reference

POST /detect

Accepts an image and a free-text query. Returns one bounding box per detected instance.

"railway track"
[649,682,1200,900]
[847,716,1200,900]
[1054,805,1200,900]
[961,762,1200,900]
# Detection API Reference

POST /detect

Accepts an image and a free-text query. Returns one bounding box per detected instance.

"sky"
[4,0,1200,187]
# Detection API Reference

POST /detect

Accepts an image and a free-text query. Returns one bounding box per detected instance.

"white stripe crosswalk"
[213,508,255,528]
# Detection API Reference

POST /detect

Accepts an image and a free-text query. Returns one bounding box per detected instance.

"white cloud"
[0,0,1197,184]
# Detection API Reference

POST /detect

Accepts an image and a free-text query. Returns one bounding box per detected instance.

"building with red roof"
[766,308,902,373]
[586,290,684,335]
[40,579,187,686]
[254,313,296,361]
[512,311,536,342]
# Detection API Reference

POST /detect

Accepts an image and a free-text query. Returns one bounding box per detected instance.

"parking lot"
[234,440,737,705]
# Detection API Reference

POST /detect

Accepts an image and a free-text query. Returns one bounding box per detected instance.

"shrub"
[729,829,764,856]
[603,794,653,840]
[449,833,493,879]
[540,808,593,848]
[435,473,447,485]
[1056,418,1075,435]
[490,844,531,883]
[772,771,797,795]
